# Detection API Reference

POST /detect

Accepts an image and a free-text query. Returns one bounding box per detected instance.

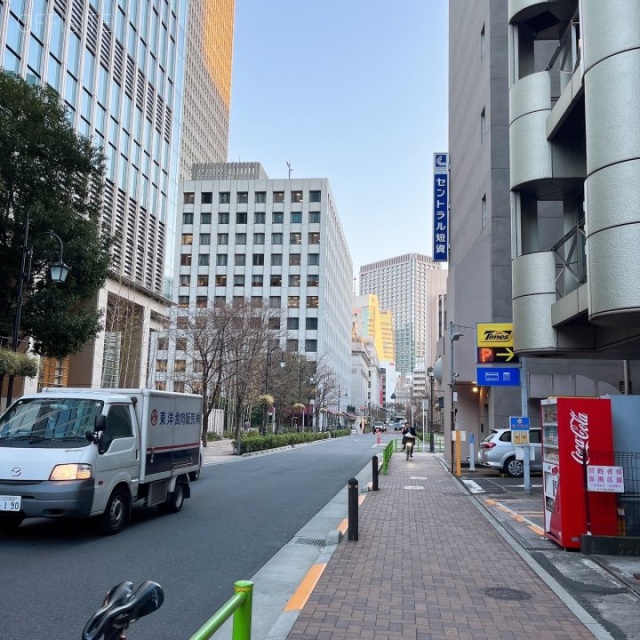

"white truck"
[0,388,203,534]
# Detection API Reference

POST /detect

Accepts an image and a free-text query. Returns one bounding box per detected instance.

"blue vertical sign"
[433,153,449,262]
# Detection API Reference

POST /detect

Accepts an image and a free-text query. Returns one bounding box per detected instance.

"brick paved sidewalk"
[287,452,596,640]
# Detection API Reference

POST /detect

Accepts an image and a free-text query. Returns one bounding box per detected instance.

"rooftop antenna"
[287,161,293,179]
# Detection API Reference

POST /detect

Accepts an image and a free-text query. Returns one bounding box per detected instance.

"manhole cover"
[483,587,531,601]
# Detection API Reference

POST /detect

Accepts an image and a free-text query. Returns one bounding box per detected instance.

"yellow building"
[353,294,395,364]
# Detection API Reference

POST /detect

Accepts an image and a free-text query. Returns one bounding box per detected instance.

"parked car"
[477,427,542,477]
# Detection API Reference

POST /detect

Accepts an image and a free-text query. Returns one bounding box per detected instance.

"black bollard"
[347,477,359,541]
[371,455,379,491]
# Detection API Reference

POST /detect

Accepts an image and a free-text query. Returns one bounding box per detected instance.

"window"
[216,254,228,266]
[218,212,229,224]
[172,381,184,392]
[179,274,190,286]
[177,316,189,329]
[308,253,320,266]
[201,192,212,204]
[287,318,299,330]
[176,338,187,351]
[182,212,194,225]
[197,275,209,287]
[234,275,244,286]
[201,212,212,224]
[253,233,265,244]
[290,232,302,245]
[235,233,247,245]
[235,254,246,266]
[178,295,189,307]
[215,275,227,286]
[272,212,284,224]
[269,296,280,308]
[215,296,226,306]
[196,296,207,308]
[219,191,230,204]
[306,318,318,330]
[286,339,298,352]
[255,191,266,204]
[288,296,300,308]
[272,233,283,244]
[233,296,244,307]
[309,190,321,203]
[198,254,210,266]
[181,234,193,245]
[271,254,283,266]
[289,274,300,286]
[254,212,265,224]
[217,233,229,245]
[307,274,319,287]
[270,274,282,286]
[252,274,263,287]
[291,190,303,203]
[175,360,186,372]
[309,211,320,223]
[157,337,168,350]
[253,254,264,266]
[306,296,319,309]
[481,194,488,227]
[237,211,247,224]
[273,191,284,203]
[289,253,301,266]
[180,254,192,266]
[291,212,302,223]
[305,339,317,352]
[308,232,320,244]
[237,192,248,204]
[199,233,210,245]
[269,318,280,330]
[184,192,195,204]
[156,359,167,372]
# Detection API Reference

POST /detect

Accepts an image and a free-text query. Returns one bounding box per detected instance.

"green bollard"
[232,580,253,640]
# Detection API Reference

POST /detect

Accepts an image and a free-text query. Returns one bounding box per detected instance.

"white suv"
[477,427,542,477]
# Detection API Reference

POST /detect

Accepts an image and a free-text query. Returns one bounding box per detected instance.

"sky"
[227,0,449,279]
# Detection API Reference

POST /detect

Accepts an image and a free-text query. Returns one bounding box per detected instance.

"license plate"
[0,495,21,512]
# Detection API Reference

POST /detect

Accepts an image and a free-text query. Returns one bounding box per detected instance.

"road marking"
[404,485,425,490]
[483,498,545,536]
[284,563,327,611]
[338,518,348,535]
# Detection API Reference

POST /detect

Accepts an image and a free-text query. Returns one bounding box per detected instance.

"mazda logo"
[10,467,21,477]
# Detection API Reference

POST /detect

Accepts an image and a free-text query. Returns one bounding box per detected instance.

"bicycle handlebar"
[82,580,164,640]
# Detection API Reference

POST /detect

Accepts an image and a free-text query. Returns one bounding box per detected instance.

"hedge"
[233,429,352,454]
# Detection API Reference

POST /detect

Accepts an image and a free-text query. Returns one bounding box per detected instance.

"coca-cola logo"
[569,409,589,465]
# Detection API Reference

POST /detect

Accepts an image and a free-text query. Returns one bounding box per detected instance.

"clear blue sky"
[227,0,449,277]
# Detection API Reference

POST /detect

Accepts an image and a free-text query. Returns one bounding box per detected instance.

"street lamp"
[7,215,70,405]
[427,366,435,452]
[449,322,464,473]
[263,344,285,434]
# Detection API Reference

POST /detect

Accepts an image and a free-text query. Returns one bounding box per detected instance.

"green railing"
[390,436,445,454]
[381,440,394,474]
[189,581,253,640]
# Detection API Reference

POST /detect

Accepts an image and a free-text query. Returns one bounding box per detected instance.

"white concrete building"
[156,162,353,392]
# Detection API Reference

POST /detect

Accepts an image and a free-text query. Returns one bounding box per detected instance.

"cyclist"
[402,424,417,457]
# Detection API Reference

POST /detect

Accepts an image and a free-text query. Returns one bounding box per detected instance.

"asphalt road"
[0,435,377,640]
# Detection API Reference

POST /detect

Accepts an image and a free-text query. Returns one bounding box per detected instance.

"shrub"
[233,431,330,454]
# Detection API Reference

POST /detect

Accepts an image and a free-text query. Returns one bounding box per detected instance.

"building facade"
[359,253,446,376]
[154,163,353,397]
[0,0,234,391]
[444,0,633,466]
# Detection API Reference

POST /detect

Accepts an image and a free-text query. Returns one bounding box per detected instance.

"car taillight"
[480,442,496,450]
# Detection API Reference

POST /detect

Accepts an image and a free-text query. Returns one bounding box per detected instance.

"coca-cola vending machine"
[541,397,618,549]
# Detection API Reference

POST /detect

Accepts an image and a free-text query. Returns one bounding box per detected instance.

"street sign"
[476,366,521,387]
[510,416,530,445]
[477,347,519,364]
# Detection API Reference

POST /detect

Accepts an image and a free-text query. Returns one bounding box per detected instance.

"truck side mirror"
[88,414,108,454]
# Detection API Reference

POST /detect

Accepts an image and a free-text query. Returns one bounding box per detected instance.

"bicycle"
[405,438,415,460]
[82,580,164,640]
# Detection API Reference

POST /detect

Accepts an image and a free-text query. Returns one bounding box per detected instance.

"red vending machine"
[541,397,618,549]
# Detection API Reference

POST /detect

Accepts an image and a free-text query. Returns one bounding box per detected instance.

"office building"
[154,162,353,396]
[444,1,631,466]
[0,1,235,390]
[359,254,446,376]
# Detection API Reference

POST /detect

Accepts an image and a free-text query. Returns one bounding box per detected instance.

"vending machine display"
[541,397,618,549]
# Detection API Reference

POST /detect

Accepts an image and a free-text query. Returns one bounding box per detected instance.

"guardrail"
[188,581,253,640]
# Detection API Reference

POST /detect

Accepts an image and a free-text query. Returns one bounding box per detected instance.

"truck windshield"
[0,398,104,448]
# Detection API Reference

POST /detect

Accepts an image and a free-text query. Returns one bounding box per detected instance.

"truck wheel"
[100,487,130,535]
[0,513,24,533]
[189,456,202,482]
[165,480,186,513]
